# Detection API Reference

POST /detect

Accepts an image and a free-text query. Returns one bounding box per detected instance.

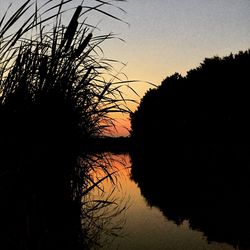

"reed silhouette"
[0,0,128,249]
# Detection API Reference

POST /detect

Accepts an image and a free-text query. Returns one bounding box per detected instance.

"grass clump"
[0,0,129,143]
[0,0,130,249]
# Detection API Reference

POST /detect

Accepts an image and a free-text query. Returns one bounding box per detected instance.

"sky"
[1,0,250,136]
[101,0,250,94]
[97,0,250,136]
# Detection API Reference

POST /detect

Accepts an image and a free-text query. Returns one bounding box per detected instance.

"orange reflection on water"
[86,153,235,250]
[88,153,131,196]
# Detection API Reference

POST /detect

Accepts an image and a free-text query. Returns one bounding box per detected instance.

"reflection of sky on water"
[90,153,234,250]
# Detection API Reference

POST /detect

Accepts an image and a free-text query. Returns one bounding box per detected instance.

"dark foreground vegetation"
[0,1,128,249]
[87,136,131,153]
[130,50,250,248]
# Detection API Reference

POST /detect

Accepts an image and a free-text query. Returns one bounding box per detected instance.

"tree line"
[131,50,250,145]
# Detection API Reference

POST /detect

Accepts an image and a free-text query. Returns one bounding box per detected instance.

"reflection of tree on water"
[130,145,250,249]
[130,50,250,249]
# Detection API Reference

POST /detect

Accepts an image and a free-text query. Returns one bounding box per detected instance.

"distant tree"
[130,50,250,250]
[131,50,250,145]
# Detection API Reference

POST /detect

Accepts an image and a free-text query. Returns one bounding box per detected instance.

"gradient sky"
[101,0,250,95]
[1,0,250,136]
[98,0,250,135]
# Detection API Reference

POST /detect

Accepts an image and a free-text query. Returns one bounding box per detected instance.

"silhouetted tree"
[130,49,250,248]
[131,50,250,145]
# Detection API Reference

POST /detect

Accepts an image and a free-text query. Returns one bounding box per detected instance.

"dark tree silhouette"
[131,50,250,146]
[130,50,250,248]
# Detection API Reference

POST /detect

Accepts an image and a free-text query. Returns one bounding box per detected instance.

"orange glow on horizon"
[102,101,137,137]
[104,116,131,137]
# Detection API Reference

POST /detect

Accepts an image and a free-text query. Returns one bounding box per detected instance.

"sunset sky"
[101,0,250,94]
[1,0,250,136]
[99,0,250,136]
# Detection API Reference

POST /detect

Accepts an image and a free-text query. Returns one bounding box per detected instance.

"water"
[89,153,236,250]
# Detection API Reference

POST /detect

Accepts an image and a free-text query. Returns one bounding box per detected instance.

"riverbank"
[86,136,132,153]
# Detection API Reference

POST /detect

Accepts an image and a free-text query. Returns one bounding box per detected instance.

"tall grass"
[0,0,131,248]
[0,0,130,139]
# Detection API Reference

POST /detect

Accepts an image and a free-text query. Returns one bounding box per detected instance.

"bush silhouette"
[0,1,128,249]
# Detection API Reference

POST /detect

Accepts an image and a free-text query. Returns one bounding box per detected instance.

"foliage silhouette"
[131,50,250,144]
[130,50,250,248]
[0,0,129,249]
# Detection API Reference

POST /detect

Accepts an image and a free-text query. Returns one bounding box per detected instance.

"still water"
[89,153,235,250]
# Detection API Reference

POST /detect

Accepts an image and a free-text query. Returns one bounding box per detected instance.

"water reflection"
[0,141,85,250]
[83,153,129,249]
[0,147,126,249]
[2,147,247,249]
[130,145,250,250]
[95,153,237,250]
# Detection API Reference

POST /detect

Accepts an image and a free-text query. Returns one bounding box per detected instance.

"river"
[88,153,236,250]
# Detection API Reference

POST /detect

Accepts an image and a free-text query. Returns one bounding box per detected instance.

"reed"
[0,0,130,248]
[0,0,130,139]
